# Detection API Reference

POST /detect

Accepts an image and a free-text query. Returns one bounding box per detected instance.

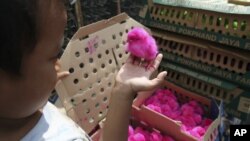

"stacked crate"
[133,0,250,124]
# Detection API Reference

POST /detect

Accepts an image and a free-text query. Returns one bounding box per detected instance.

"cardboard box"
[132,80,221,141]
[55,13,147,135]
[135,0,250,50]
[152,29,250,90]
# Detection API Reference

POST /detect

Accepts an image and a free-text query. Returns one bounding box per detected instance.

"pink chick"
[149,131,163,141]
[128,133,146,141]
[128,125,134,137]
[147,104,162,113]
[126,27,158,69]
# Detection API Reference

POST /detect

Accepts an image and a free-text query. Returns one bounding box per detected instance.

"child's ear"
[55,59,69,81]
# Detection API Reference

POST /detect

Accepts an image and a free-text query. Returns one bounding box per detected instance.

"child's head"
[0,0,67,119]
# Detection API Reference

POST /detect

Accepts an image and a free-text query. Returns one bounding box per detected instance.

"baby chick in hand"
[126,27,158,70]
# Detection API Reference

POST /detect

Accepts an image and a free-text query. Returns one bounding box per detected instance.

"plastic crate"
[152,29,250,89]
[135,0,250,50]
[132,80,221,141]
[55,13,149,137]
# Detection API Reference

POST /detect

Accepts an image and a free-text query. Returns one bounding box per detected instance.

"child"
[0,0,167,141]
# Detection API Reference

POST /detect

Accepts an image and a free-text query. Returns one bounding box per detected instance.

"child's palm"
[116,54,167,93]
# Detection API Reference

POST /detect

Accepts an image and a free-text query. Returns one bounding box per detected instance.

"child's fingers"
[149,54,163,72]
[57,71,70,81]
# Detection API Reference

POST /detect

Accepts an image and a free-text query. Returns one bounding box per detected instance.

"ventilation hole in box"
[231,58,236,67]
[209,16,214,25]
[101,64,105,68]
[125,29,129,33]
[182,11,188,19]
[93,68,97,73]
[176,11,181,18]
[116,44,119,49]
[86,108,90,114]
[192,80,196,87]
[103,97,108,102]
[95,103,100,108]
[105,50,109,55]
[216,55,221,63]
[73,79,79,84]
[187,77,190,84]
[108,82,112,87]
[70,98,75,104]
[223,56,228,65]
[204,84,208,92]
[98,80,101,83]
[82,99,87,103]
[98,54,102,59]
[125,51,128,54]
[176,74,180,80]
[69,68,74,73]
[84,73,88,79]
[102,39,106,44]
[210,53,214,61]
[85,48,89,53]
[210,87,214,94]
[198,82,202,89]
[109,59,112,64]
[202,14,207,25]
[122,41,126,45]
[216,17,222,26]
[179,44,183,51]
[224,19,229,29]
[242,35,247,39]
[89,117,94,123]
[197,49,201,57]
[188,12,193,20]
[170,9,175,18]
[119,32,123,36]
[185,46,189,53]
[233,20,238,30]
[75,51,80,57]
[79,63,84,68]
[112,34,116,40]
[203,50,207,59]
[100,88,104,92]
[119,54,122,58]
[98,112,103,118]
[238,60,243,69]
[216,89,221,97]
[89,58,93,63]
[246,63,250,71]
[241,21,247,31]
[91,93,96,98]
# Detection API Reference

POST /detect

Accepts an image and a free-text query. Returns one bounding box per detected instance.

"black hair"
[0,0,38,75]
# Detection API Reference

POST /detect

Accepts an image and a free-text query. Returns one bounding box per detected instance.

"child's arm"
[100,54,167,141]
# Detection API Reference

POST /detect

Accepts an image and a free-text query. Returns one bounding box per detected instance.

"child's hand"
[115,54,167,99]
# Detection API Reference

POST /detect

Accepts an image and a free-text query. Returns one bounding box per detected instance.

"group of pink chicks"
[128,125,175,141]
[143,89,213,141]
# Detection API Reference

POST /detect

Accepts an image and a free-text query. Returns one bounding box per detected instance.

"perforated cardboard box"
[132,80,221,141]
[55,13,148,138]
[135,0,250,50]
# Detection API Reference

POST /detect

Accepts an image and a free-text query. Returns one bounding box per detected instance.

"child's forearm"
[100,83,135,141]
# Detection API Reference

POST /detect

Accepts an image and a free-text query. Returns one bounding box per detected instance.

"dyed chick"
[126,27,158,69]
